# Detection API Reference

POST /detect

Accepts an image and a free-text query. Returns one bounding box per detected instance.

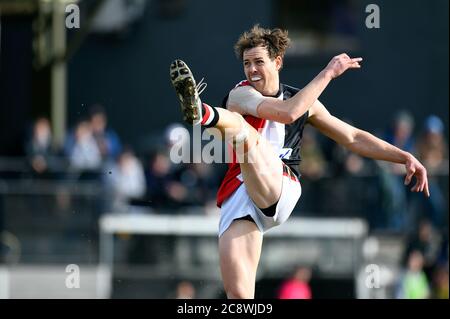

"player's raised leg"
[170,59,283,209]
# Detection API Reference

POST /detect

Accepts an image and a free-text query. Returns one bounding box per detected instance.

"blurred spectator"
[403,219,442,280]
[396,250,431,299]
[384,110,416,154]
[192,162,222,209]
[277,266,312,299]
[65,120,102,172]
[145,149,186,208]
[416,115,448,174]
[173,162,219,208]
[89,104,122,161]
[145,121,222,210]
[25,117,60,177]
[375,162,409,231]
[431,264,449,299]
[411,115,448,229]
[175,280,196,299]
[375,111,416,231]
[142,124,192,209]
[106,148,146,211]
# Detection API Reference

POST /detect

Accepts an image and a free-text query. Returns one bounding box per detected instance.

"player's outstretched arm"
[346,133,429,197]
[308,100,430,197]
[257,53,362,123]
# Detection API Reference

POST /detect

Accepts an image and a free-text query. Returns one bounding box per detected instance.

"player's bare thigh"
[239,135,283,209]
[218,112,283,209]
[219,219,262,298]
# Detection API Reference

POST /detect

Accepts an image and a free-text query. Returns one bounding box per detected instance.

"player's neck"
[263,82,280,97]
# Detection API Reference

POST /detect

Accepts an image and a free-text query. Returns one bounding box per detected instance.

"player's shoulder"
[222,80,249,107]
[229,80,262,95]
[227,80,261,100]
[222,80,263,108]
[221,80,246,107]
[229,80,257,95]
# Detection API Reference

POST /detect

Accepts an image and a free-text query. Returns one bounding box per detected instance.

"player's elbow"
[342,129,361,149]
[283,111,306,124]
[282,103,302,124]
[277,111,300,124]
[286,101,309,124]
[279,111,297,124]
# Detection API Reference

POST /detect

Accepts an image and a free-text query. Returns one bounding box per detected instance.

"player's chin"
[250,80,264,91]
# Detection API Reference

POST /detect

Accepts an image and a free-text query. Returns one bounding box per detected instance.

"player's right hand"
[325,53,362,79]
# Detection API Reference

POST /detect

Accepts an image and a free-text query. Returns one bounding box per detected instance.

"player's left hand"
[325,53,363,79]
[404,153,430,197]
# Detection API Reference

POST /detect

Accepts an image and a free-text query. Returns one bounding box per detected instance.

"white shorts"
[219,168,302,237]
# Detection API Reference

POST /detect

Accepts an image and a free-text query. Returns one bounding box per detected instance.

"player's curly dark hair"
[234,24,291,60]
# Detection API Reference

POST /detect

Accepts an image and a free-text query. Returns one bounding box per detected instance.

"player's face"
[243,46,282,96]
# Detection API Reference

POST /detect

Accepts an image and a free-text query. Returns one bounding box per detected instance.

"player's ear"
[275,56,283,71]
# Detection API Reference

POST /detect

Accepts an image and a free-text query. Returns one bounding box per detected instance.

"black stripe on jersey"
[280,83,309,177]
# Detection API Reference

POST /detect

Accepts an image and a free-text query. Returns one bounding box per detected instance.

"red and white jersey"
[216,80,309,207]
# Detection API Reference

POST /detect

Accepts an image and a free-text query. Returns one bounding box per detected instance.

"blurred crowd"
[23,106,448,225]
[23,104,223,215]
[396,219,449,299]
[299,111,448,233]
[19,106,449,299]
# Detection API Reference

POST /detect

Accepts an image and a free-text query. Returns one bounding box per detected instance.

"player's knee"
[231,112,250,146]
[231,111,245,122]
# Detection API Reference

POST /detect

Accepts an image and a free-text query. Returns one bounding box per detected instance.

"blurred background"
[0,0,448,299]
